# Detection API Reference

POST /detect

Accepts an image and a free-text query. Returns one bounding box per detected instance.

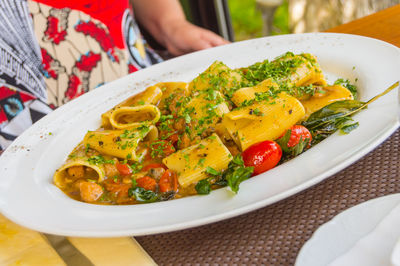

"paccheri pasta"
[54,52,366,205]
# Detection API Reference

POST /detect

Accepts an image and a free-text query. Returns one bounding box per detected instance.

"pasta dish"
[53,52,372,205]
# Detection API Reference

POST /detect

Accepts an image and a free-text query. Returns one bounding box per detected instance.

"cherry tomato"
[136,176,157,191]
[142,163,167,172]
[116,163,132,176]
[280,125,312,147]
[242,140,282,175]
[159,170,178,193]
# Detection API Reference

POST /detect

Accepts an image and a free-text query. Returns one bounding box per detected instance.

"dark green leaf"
[205,166,220,176]
[304,81,398,144]
[276,129,309,157]
[340,122,359,134]
[291,137,310,156]
[226,166,254,193]
[275,129,292,153]
[303,100,365,130]
[222,155,254,193]
[128,187,159,203]
[195,179,211,195]
[159,191,176,201]
[232,154,245,166]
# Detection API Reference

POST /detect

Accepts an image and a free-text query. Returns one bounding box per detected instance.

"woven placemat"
[136,129,400,265]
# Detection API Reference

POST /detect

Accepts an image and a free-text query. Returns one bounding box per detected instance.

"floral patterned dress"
[0,0,161,151]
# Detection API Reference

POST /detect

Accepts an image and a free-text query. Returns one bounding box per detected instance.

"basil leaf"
[340,122,359,134]
[222,155,254,193]
[303,81,398,144]
[159,191,176,201]
[226,166,254,193]
[205,166,220,176]
[128,187,159,203]
[275,129,292,153]
[303,100,365,130]
[195,179,211,195]
[276,129,309,157]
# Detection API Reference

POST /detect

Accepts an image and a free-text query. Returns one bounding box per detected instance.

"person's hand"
[163,20,230,56]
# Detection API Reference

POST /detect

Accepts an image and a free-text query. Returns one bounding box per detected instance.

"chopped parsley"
[87,155,114,165]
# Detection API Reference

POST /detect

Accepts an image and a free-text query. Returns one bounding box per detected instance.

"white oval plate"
[295,194,400,266]
[0,33,399,237]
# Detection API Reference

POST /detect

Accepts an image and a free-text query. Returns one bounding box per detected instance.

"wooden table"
[136,5,400,265]
[327,4,400,47]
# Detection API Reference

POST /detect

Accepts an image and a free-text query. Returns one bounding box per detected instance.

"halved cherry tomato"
[136,176,157,191]
[142,163,167,172]
[279,125,312,147]
[242,140,282,175]
[159,170,178,193]
[116,163,132,176]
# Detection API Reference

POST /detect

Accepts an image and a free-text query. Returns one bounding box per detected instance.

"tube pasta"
[156,82,189,111]
[162,134,232,188]
[188,61,243,95]
[231,79,278,106]
[300,84,354,119]
[185,91,230,131]
[222,92,305,151]
[278,53,327,87]
[54,158,105,188]
[109,104,161,129]
[101,85,162,128]
[83,125,158,160]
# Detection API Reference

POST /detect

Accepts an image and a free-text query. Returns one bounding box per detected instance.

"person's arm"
[132,0,229,56]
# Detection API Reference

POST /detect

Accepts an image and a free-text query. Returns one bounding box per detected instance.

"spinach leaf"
[205,166,220,176]
[340,122,359,134]
[159,191,176,201]
[303,100,365,130]
[303,81,398,143]
[195,167,222,195]
[222,155,254,193]
[195,179,212,195]
[195,155,254,194]
[128,187,159,203]
[275,129,310,157]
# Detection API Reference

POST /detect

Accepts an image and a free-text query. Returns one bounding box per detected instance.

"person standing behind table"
[0,0,228,152]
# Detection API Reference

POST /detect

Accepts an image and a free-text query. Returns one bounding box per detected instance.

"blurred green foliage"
[228,0,289,41]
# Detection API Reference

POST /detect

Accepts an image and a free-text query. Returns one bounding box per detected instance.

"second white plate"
[296,194,400,266]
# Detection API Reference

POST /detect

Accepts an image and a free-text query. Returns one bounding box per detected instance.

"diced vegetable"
[79,181,103,202]
[142,163,167,172]
[104,161,119,177]
[116,163,132,176]
[67,166,85,179]
[136,176,157,191]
